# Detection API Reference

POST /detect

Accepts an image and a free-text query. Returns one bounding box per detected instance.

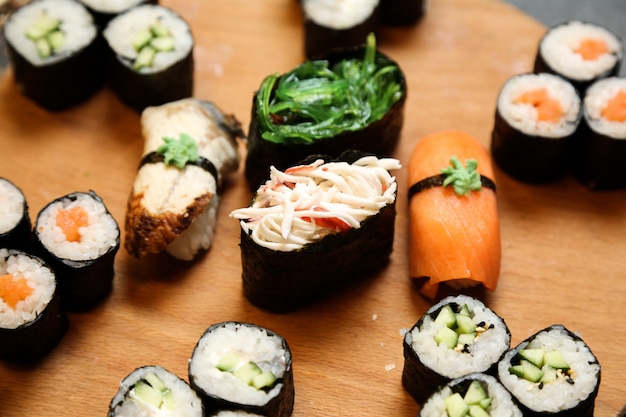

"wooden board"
[1,0,625,415]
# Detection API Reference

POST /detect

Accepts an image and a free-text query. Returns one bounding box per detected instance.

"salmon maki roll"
[408,130,501,300]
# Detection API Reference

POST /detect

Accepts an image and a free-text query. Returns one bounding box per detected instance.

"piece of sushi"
[572,76,626,189]
[301,0,380,59]
[209,411,264,417]
[0,178,33,252]
[124,98,243,261]
[245,33,406,191]
[103,4,194,112]
[534,21,623,95]
[402,295,511,405]
[77,0,158,30]
[3,0,105,110]
[0,248,68,361]
[188,321,294,417]
[379,0,426,26]
[33,190,120,312]
[231,150,400,313]
[408,131,501,300]
[419,373,523,417]
[108,365,204,417]
[497,324,601,417]
[490,73,582,184]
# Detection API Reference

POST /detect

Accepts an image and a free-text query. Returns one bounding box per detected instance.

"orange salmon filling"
[514,88,564,122]
[601,90,626,122]
[0,274,34,309]
[575,38,609,61]
[56,206,89,242]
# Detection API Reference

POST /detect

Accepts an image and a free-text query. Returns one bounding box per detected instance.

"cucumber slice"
[161,389,176,410]
[434,304,456,328]
[469,404,490,417]
[251,370,276,389]
[133,46,156,69]
[233,361,263,385]
[458,304,471,316]
[456,314,477,334]
[435,326,458,349]
[34,37,51,58]
[150,36,175,52]
[544,350,570,370]
[217,351,241,372]
[132,380,163,408]
[132,28,154,51]
[151,21,171,38]
[457,333,476,347]
[26,14,60,40]
[46,30,65,53]
[143,372,168,392]
[518,348,545,369]
[510,360,544,383]
[478,397,492,409]
[540,366,558,383]
[445,393,470,417]
[463,380,488,405]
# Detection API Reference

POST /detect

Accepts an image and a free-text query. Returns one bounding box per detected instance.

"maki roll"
[103,4,194,112]
[491,73,582,184]
[188,321,294,417]
[108,365,204,417]
[408,131,501,300]
[302,0,380,59]
[534,21,623,95]
[77,0,158,30]
[209,412,264,417]
[33,190,120,312]
[0,248,68,361]
[245,33,406,191]
[497,324,601,417]
[402,295,511,405]
[3,0,105,110]
[572,76,626,189]
[124,98,242,261]
[419,373,522,417]
[0,178,33,252]
[230,151,400,313]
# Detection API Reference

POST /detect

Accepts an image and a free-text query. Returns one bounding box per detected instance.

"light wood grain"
[1,0,625,416]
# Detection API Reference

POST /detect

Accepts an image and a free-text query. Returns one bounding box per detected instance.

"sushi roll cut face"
[80,0,150,14]
[583,76,626,138]
[0,179,28,238]
[302,0,379,30]
[4,0,97,66]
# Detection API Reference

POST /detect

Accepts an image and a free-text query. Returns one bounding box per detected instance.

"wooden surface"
[1,0,625,416]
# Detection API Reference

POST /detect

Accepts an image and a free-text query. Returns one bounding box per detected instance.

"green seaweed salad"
[255,33,404,144]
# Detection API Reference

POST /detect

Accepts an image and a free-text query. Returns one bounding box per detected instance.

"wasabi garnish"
[441,156,483,196]
[156,133,199,169]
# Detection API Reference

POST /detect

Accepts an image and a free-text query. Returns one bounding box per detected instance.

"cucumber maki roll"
[497,324,601,417]
[103,4,194,112]
[108,365,204,417]
[33,190,120,312]
[77,0,158,30]
[188,321,294,417]
[3,0,105,110]
[0,178,33,252]
[0,248,68,361]
[419,373,522,417]
[231,150,400,313]
[402,295,511,405]
[245,33,406,191]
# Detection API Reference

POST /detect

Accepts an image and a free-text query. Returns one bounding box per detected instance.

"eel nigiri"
[124,98,243,261]
[408,130,501,299]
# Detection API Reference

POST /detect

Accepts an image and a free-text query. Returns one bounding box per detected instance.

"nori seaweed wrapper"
[79,0,159,31]
[496,324,601,417]
[189,322,295,417]
[33,190,120,312]
[0,178,33,252]
[402,295,511,405]
[245,46,407,191]
[0,249,69,362]
[380,0,425,26]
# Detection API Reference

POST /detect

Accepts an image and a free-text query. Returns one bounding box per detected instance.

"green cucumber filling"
[433,304,493,351]
[255,32,403,145]
[26,13,64,58]
[129,372,175,410]
[132,20,175,69]
[445,380,493,417]
[509,348,573,387]
[216,351,277,390]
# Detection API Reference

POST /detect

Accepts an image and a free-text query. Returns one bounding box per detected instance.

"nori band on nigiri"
[408,174,496,201]
[139,152,220,193]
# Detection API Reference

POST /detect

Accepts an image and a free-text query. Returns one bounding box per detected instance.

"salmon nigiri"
[408,130,501,299]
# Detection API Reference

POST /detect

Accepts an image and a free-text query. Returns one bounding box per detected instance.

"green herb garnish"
[256,33,403,144]
[156,133,199,169]
[441,156,483,196]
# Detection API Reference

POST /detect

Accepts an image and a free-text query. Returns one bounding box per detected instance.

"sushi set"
[1,0,626,416]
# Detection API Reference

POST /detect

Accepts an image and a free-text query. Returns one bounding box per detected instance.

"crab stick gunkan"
[408,131,501,300]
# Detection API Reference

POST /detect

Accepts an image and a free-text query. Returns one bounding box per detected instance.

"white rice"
[0,179,26,235]
[497,325,600,413]
[539,21,622,81]
[497,73,581,138]
[36,192,119,261]
[583,76,626,138]
[4,0,97,66]
[166,194,219,261]
[407,295,510,379]
[420,373,522,417]
[109,365,204,417]
[189,322,288,407]
[303,0,379,30]
[79,0,145,13]
[0,249,56,329]
[103,5,193,73]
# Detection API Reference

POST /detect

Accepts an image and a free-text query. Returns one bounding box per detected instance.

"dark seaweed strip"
[140,151,221,194]
[407,173,496,201]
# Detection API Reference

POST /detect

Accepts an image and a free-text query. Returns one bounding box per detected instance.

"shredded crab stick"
[575,38,610,61]
[601,90,626,122]
[408,131,501,299]
[230,155,401,251]
[56,206,89,242]
[514,88,564,123]
[0,273,33,309]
